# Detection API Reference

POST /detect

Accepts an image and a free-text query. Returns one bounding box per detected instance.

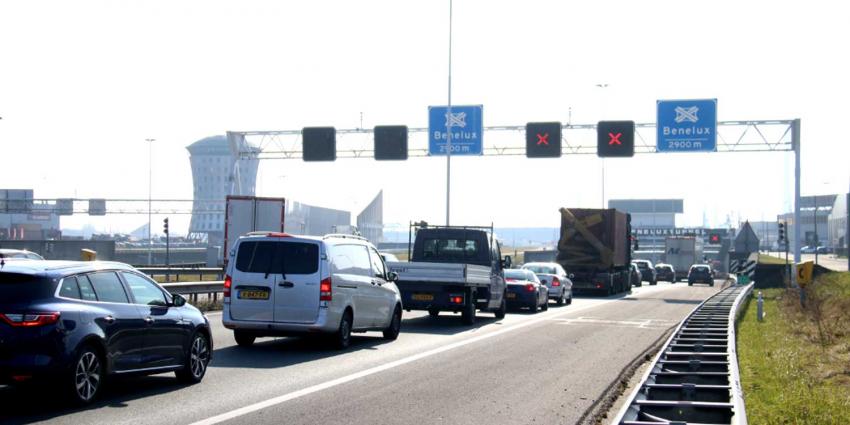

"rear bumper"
[505,290,536,305]
[0,333,68,383]
[222,306,340,335]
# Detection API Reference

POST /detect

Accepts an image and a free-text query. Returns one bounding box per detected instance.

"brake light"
[0,312,60,327]
[224,275,232,303]
[266,232,292,238]
[551,277,561,287]
[525,284,535,292]
[595,283,603,288]
[320,277,332,301]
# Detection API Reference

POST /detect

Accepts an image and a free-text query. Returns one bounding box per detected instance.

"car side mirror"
[387,271,399,282]
[501,255,512,270]
[171,294,187,307]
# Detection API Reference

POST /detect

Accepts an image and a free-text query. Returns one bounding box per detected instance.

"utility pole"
[146,138,155,265]
[445,0,453,226]
[814,195,819,265]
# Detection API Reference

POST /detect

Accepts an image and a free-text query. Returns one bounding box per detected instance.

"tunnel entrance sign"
[657,99,717,152]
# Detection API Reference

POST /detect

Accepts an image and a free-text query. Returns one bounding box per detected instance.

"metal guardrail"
[613,283,754,425]
[138,267,224,281]
[160,281,225,303]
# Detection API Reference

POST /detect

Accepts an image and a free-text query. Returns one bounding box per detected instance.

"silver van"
[223,233,402,349]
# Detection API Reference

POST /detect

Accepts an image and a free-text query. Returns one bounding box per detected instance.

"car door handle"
[144,317,154,325]
[278,281,295,288]
[103,315,115,324]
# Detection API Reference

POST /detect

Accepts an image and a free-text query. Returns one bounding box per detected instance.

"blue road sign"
[428,105,483,156]
[656,99,717,152]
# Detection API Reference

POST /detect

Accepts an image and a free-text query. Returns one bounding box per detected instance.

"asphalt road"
[1,281,722,425]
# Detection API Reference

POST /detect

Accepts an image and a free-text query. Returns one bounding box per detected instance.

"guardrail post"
[757,291,764,322]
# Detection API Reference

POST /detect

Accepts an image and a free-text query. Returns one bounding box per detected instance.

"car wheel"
[234,330,255,347]
[567,293,573,305]
[67,345,103,405]
[651,279,657,286]
[541,297,549,311]
[494,295,507,319]
[688,281,693,286]
[461,296,476,325]
[333,310,353,349]
[176,332,210,384]
[428,308,440,318]
[556,293,565,306]
[383,306,402,340]
[529,297,539,313]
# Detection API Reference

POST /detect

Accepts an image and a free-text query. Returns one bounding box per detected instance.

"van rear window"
[0,273,56,305]
[235,241,319,275]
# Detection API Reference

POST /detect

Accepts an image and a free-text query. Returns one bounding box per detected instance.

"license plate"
[411,293,434,301]
[506,293,516,299]
[239,290,269,300]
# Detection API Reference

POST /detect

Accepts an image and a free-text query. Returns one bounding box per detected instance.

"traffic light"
[163,217,169,235]
[302,127,336,161]
[709,232,721,244]
[597,121,635,157]
[778,222,785,244]
[525,122,562,158]
[374,125,408,160]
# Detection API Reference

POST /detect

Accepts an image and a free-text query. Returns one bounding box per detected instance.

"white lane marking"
[550,316,676,329]
[190,298,623,425]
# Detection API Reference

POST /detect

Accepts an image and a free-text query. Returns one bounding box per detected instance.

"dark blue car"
[0,260,212,404]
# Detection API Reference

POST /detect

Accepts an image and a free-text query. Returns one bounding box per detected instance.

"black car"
[632,260,657,285]
[0,260,212,404]
[654,264,676,283]
[687,264,714,286]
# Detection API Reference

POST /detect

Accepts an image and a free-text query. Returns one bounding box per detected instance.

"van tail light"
[551,277,561,287]
[224,275,232,304]
[525,284,535,292]
[0,312,60,327]
[320,277,332,301]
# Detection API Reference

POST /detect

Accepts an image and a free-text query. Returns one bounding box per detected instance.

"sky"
[1,0,849,236]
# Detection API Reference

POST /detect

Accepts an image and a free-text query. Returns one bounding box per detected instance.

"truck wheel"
[461,294,476,325]
[428,308,440,318]
[494,296,506,319]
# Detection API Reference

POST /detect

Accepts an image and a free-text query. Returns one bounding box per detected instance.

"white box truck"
[664,236,705,281]
[222,196,286,266]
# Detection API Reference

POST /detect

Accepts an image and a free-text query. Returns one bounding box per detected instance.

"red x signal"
[608,132,622,145]
[536,133,549,145]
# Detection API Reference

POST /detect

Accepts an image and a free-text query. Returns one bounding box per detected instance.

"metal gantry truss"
[227,119,795,160]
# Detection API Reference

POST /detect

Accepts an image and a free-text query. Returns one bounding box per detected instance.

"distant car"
[380,252,400,262]
[816,246,830,254]
[224,233,403,349]
[504,269,548,313]
[630,263,642,287]
[521,262,572,306]
[655,263,676,283]
[632,260,657,285]
[0,249,44,260]
[800,246,816,254]
[688,264,714,286]
[0,260,212,405]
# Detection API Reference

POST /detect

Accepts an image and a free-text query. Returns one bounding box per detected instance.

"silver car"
[223,233,403,349]
[521,262,573,306]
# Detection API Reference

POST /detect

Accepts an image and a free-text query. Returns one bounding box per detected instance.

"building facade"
[186,135,260,244]
[0,189,61,240]
[357,191,383,245]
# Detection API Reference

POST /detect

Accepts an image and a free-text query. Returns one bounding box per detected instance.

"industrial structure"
[0,189,61,240]
[357,191,383,245]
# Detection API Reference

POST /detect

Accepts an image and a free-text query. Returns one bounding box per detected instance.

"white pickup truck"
[385,226,510,325]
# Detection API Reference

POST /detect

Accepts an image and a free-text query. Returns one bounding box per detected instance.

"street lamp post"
[146,138,155,265]
[596,83,609,209]
[445,0,453,226]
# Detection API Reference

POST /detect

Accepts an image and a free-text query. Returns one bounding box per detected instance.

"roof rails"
[323,233,368,241]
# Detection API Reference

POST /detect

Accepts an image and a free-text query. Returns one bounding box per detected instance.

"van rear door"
[228,239,278,321]
[272,238,322,324]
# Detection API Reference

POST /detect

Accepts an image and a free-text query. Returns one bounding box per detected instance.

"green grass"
[737,274,850,424]
[757,254,787,265]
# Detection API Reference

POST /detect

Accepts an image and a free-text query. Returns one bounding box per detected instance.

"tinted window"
[505,270,528,280]
[0,273,55,304]
[331,245,372,277]
[59,277,81,299]
[87,272,129,303]
[635,262,649,269]
[235,241,319,275]
[369,248,386,278]
[77,275,98,301]
[422,238,480,262]
[123,272,167,306]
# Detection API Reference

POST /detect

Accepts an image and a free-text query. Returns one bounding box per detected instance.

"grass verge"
[757,254,787,265]
[737,272,850,424]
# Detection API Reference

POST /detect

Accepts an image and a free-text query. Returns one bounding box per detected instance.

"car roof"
[236,233,374,248]
[0,260,136,278]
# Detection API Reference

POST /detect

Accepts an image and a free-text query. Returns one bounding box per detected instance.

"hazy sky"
[2,0,848,235]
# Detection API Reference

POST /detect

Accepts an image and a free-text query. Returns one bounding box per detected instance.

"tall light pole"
[445,0,454,226]
[596,83,609,208]
[146,138,155,265]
